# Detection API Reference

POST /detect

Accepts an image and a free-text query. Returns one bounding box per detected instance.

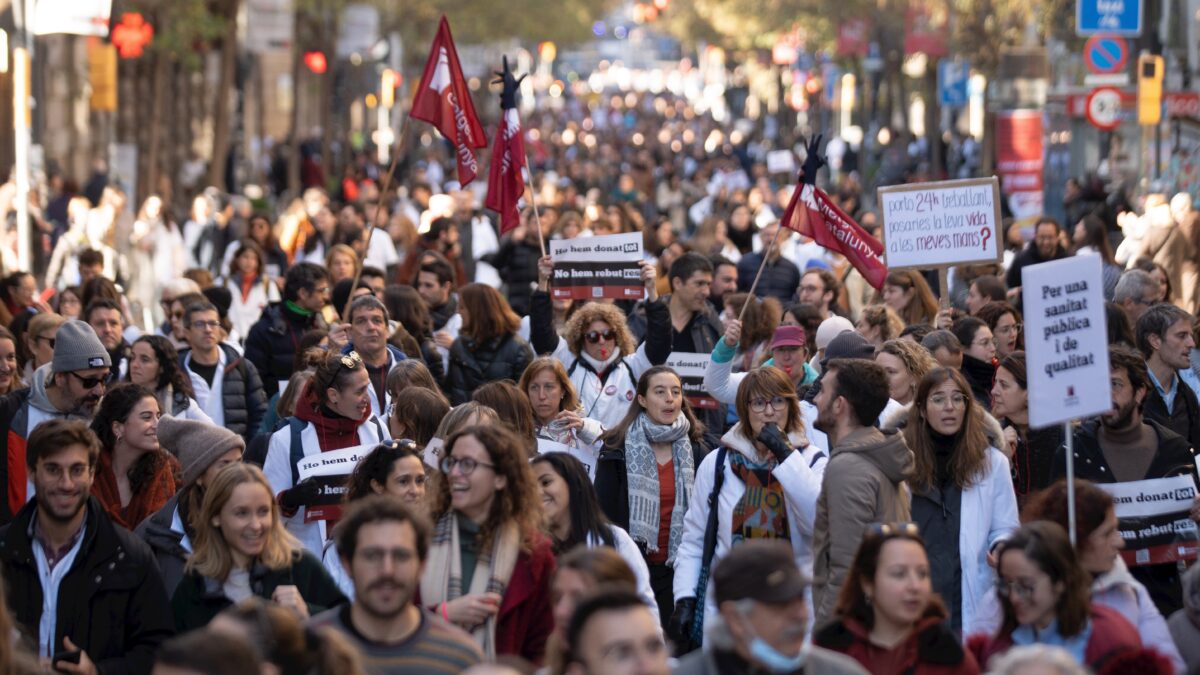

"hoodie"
[0,364,87,522]
[811,426,915,625]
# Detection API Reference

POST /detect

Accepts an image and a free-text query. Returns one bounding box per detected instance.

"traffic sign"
[938,60,969,107]
[1077,0,1142,36]
[1086,87,1123,130]
[1083,36,1128,74]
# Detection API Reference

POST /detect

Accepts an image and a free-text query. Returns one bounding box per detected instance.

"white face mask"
[740,604,810,673]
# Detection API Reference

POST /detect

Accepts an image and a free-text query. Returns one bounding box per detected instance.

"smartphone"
[52,649,81,667]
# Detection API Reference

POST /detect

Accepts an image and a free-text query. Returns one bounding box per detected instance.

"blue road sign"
[938,60,969,107]
[1084,36,1128,73]
[1077,0,1142,36]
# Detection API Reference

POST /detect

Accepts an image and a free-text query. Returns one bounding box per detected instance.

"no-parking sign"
[1084,36,1129,74]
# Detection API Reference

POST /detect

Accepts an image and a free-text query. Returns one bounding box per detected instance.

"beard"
[37,487,88,525]
[1101,399,1137,430]
[356,577,414,619]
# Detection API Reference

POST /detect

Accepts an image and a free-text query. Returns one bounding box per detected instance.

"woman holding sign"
[263,350,390,556]
[528,256,671,430]
[900,368,1019,635]
[172,463,346,631]
[519,357,605,464]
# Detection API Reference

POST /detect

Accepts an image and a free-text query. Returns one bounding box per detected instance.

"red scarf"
[93,450,178,530]
[239,274,258,302]
[295,381,371,452]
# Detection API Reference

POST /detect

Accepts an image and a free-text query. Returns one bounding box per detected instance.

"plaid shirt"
[30,512,85,572]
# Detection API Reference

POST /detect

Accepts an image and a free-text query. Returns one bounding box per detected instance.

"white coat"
[263,417,390,556]
[588,525,661,626]
[224,276,281,342]
[547,337,657,431]
[953,446,1020,635]
[672,423,826,637]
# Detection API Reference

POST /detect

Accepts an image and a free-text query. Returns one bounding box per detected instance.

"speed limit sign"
[1086,87,1122,131]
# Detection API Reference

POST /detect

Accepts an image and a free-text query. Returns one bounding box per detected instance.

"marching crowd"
[0,92,1197,675]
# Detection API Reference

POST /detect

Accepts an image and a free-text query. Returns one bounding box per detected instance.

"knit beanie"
[52,320,112,372]
[156,415,246,485]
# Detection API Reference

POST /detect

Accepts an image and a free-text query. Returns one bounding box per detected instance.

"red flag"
[486,109,527,234]
[782,182,888,290]
[410,17,487,185]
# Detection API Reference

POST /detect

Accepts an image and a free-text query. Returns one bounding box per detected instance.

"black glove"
[280,477,321,511]
[668,597,697,647]
[492,55,527,110]
[799,134,826,186]
[757,423,794,464]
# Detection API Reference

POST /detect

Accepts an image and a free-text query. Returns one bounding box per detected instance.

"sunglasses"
[378,438,419,455]
[865,522,920,539]
[319,351,362,389]
[584,329,616,344]
[69,371,107,389]
[35,335,55,349]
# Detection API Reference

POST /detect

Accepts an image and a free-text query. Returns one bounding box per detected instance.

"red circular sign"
[1086,87,1122,131]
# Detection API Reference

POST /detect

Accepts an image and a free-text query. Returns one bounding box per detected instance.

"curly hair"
[859,304,906,343]
[433,425,543,552]
[89,383,171,495]
[877,338,939,402]
[130,334,195,398]
[562,302,636,358]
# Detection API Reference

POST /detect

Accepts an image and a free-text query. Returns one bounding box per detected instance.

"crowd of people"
[0,88,1197,675]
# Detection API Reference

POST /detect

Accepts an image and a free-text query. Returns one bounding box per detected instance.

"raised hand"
[493,55,527,110]
[800,134,827,185]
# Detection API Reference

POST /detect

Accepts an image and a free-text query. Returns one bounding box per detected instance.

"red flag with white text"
[486,108,527,234]
[782,182,888,289]
[410,17,487,185]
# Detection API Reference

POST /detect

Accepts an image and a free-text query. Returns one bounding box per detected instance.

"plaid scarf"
[624,412,694,564]
[728,451,790,544]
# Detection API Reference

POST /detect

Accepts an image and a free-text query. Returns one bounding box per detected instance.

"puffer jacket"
[244,301,324,398]
[446,332,534,404]
[179,342,267,441]
[811,426,915,625]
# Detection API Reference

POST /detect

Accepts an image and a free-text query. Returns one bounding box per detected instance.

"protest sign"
[550,232,644,301]
[877,177,1003,269]
[766,150,796,175]
[1097,475,1200,566]
[296,443,374,521]
[1023,255,1111,428]
[423,437,445,470]
[537,438,599,480]
[667,352,718,410]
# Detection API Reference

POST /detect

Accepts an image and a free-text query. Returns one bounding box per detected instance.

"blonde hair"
[562,302,636,358]
[187,464,301,580]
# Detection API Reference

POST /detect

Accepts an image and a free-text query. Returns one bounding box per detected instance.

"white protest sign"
[766,150,797,175]
[1023,255,1111,428]
[666,352,718,410]
[296,443,375,521]
[877,177,1003,269]
[550,232,644,301]
[1097,475,1199,567]
[537,438,599,480]
[423,437,445,470]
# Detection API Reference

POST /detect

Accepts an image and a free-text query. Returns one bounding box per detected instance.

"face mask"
[748,637,809,673]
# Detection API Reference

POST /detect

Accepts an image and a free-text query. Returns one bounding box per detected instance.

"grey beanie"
[822,331,876,366]
[52,320,112,372]
[156,415,246,485]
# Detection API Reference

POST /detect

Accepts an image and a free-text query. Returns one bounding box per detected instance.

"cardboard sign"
[1023,255,1111,428]
[537,438,598,480]
[1097,475,1199,566]
[877,177,1003,270]
[666,352,719,410]
[550,232,645,301]
[296,443,374,521]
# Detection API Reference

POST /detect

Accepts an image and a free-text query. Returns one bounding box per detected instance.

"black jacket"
[179,343,267,441]
[244,302,323,398]
[0,498,174,674]
[735,251,801,302]
[595,438,707,534]
[1142,375,1200,451]
[960,354,995,411]
[446,332,534,405]
[1053,418,1196,616]
[134,493,191,598]
[1006,243,1068,312]
[171,549,346,632]
[668,299,727,448]
[483,236,542,317]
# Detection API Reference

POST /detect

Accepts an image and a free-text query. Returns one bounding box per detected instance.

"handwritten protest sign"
[550,232,644,300]
[877,177,1002,269]
[296,443,374,521]
[1023,255,1111,428]
[537,438,599,480]
[1097,475,1200,566]
[667,352,718,410]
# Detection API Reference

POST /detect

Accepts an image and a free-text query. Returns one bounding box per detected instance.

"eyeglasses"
[996,323,1023,336]
[995,579,1039,601]
[189,320,221,331]
[749,395,788,413]
[1134,297,1157,307]
[585,329,616,344]
[69,371,107,389]
[866,522,921,539]
[928,393,968,409]
[440,455,495,476]
[35,335,55,349]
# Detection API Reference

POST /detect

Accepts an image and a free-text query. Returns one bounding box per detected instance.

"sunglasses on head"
[865,522,921,539]
[585,329,616,344]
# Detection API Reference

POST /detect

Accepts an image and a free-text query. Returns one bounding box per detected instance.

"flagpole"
[342,113,413,322]
[523,151,547,258]
[738,225,784,324]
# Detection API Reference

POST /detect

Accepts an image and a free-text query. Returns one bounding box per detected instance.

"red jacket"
[815,614,980,675]
[494,534,557,665]
[967,605,1144,672]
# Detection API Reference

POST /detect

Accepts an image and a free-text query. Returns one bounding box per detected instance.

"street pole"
[11,0,32,273]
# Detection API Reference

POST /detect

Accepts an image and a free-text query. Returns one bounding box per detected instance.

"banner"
[550,232,644,300]
[1023,255,1111,428]
[667,352,718,410]
[878,177,1003,270]
[995,110,1045,220]
[33,0,112,37]
[537,438,599,480]
[296,443,374,522]
[1097,475,1200,567]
